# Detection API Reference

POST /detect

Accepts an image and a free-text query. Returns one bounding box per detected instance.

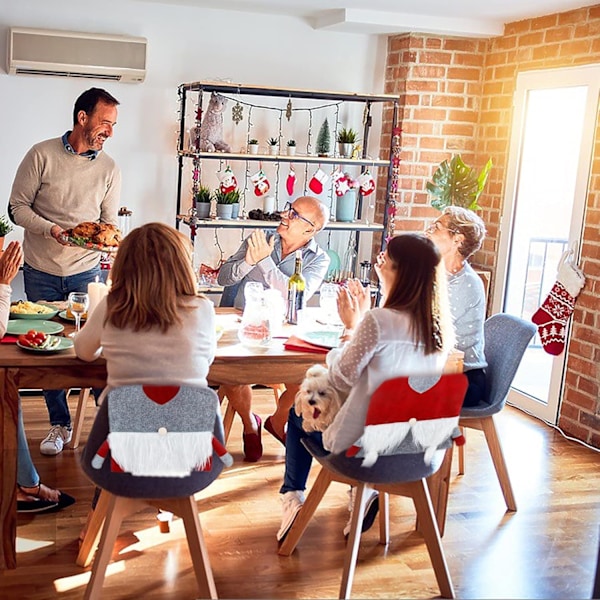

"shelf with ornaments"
[175,80,400,280]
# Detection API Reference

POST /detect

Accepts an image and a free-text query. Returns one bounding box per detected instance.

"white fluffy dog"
[295,364,343,432]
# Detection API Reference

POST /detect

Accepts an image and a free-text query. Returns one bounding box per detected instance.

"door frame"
[492,64,600,423]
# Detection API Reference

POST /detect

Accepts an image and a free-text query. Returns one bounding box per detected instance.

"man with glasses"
[217,196,330,461]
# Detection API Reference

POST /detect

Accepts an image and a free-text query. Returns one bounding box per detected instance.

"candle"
[87,280,109,316]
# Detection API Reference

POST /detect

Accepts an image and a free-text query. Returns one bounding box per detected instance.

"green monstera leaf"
[426,155,492,211]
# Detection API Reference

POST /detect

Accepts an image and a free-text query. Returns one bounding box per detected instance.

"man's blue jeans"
[280,408,323,494]
[23,263,104,427]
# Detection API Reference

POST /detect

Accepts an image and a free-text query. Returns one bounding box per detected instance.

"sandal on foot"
[264,416,286,446]
[243,414,263,462]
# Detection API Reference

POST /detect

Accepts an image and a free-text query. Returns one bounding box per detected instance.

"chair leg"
[426,446,454,537]
[83,494,140,600]
[411,480,455,599]
[481,415,517,511]
[217,388,235,444]
[457,426,466,475]
[170,496,218,599]
[378,490,390,546]
[70,388,91,449]
[76,489,111,567]
[278,467,333,556]
[339,483,371,599]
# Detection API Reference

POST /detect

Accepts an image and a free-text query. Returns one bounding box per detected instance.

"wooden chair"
[457,313,536,511]
[78,385,230,599]
[69,387,93,449]
[278,373,468,599]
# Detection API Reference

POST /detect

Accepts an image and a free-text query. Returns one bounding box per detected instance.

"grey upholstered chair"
[278,373,469,599]
[458,312,536,511]
[78,385,230,600]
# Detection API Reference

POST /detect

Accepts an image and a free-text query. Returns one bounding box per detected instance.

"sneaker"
[277,491,305,542]
[343,488,379,538]
[40,425,72,456]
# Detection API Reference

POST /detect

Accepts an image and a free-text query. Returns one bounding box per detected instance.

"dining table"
[0,306,463,570]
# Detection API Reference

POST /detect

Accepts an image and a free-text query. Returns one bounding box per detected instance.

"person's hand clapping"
[337,285,362,332]
[345,278,371,317]
[245,229,275,266]
[0,241,23,285]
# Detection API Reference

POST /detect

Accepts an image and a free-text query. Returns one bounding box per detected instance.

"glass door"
[493,65,599,423]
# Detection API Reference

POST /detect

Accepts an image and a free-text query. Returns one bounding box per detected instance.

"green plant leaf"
[426,154,492,211]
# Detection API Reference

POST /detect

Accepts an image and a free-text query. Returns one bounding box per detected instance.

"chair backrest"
[81,385,231,499]
[483,313,537,410]
[345,373,468,467]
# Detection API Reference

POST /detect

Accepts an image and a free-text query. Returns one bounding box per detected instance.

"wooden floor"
[1,389,598,599]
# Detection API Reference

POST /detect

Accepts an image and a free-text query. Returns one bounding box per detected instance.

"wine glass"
[319,283,339,325]
[68,292,89,337]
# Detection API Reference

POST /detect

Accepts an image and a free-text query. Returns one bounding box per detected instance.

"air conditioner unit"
[7,27,146,83]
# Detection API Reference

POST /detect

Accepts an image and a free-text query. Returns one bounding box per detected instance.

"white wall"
[0,0,387,279]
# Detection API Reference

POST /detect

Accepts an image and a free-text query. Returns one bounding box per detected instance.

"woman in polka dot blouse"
[426,206,487,407]
[277,233,455,542]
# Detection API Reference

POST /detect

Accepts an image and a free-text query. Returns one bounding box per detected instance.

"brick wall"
[382,4,600,447]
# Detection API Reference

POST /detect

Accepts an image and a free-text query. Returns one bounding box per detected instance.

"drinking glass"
[319,283,339,324]
[68,292,89,337]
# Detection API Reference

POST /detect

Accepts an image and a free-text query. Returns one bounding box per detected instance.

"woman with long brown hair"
[277,233,454,542]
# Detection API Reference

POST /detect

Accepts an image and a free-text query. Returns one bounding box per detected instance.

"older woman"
[426,206,487,407]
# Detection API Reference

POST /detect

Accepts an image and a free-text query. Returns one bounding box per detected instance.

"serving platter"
[9,303,60,320]
[6,320,65,335]
[60,234,119,254]
[16,335,74,353]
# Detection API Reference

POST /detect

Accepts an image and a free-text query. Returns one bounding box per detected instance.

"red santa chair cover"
[346,373,468,467]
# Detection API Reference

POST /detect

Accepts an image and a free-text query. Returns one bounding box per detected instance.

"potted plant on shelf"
[0,215,14,250]
[247,139,259,155]
[336,127,358,158]
[286,139,296,156]
[267,137,279,155]
[194,186,213,219]
[215,189,240,220]
[426,154,493,211]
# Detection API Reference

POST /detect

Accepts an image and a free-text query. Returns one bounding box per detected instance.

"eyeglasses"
[283,202,315,229]
[426,220,460,235]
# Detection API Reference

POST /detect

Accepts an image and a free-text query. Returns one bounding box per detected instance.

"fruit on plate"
[18,331,62,350]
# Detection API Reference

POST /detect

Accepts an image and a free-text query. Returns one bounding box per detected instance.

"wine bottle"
[286,250,305,325]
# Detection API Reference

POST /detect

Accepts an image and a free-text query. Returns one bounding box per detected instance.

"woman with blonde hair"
[75,221,216,399]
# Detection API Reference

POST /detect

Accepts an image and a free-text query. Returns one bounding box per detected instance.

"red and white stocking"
[531,251,585,355]
[286,167,296,196]
[251,169,270,197]
[332,169,351,196]
[357,170,375,196]
[219,165,237,194]
[308,168,328,195]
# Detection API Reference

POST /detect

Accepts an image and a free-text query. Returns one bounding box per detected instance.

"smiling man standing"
[217,196,330,462]
[9,87,121,456]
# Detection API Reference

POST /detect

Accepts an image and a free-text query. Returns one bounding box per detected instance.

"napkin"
[284,335,329,354]
[1,335,19,344]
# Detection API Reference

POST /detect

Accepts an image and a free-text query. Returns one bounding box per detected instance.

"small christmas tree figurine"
[316,118,331,157]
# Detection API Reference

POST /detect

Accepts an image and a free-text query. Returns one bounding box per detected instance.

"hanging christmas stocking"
[251,169,270,196]
[308,168,328,195]
[219,165,237,193]
[286,167,296,196]
[332,168,350,196]
[357,170,376,196]
[531,250,586,355]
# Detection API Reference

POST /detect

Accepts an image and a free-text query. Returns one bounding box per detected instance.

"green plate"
[6,320,65,335]
[9,303,60,320]
[16,335,74,353]
[297,329,342,349]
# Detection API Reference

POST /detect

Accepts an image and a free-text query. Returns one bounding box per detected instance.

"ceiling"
[138,0,589,37]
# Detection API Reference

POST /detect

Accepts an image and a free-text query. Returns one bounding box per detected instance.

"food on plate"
[64,222,122,248]
[10,301,55,315]
[17,330,60,350]
[66,308,88,320]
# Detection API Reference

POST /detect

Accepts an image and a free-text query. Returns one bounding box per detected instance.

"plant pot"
[196,203,211,219]
[335,190,357,222]
[231,203,240,219]
[248,144,259,155]
[268,145,279,156]
[287,146,296,156]
[216,204,233,220]
[338,142,354,158]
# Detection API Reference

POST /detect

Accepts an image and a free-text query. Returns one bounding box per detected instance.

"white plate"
[6,320,65,335]
[296,329,342,349]
[16,336,74,353]
[215,324,224,341]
